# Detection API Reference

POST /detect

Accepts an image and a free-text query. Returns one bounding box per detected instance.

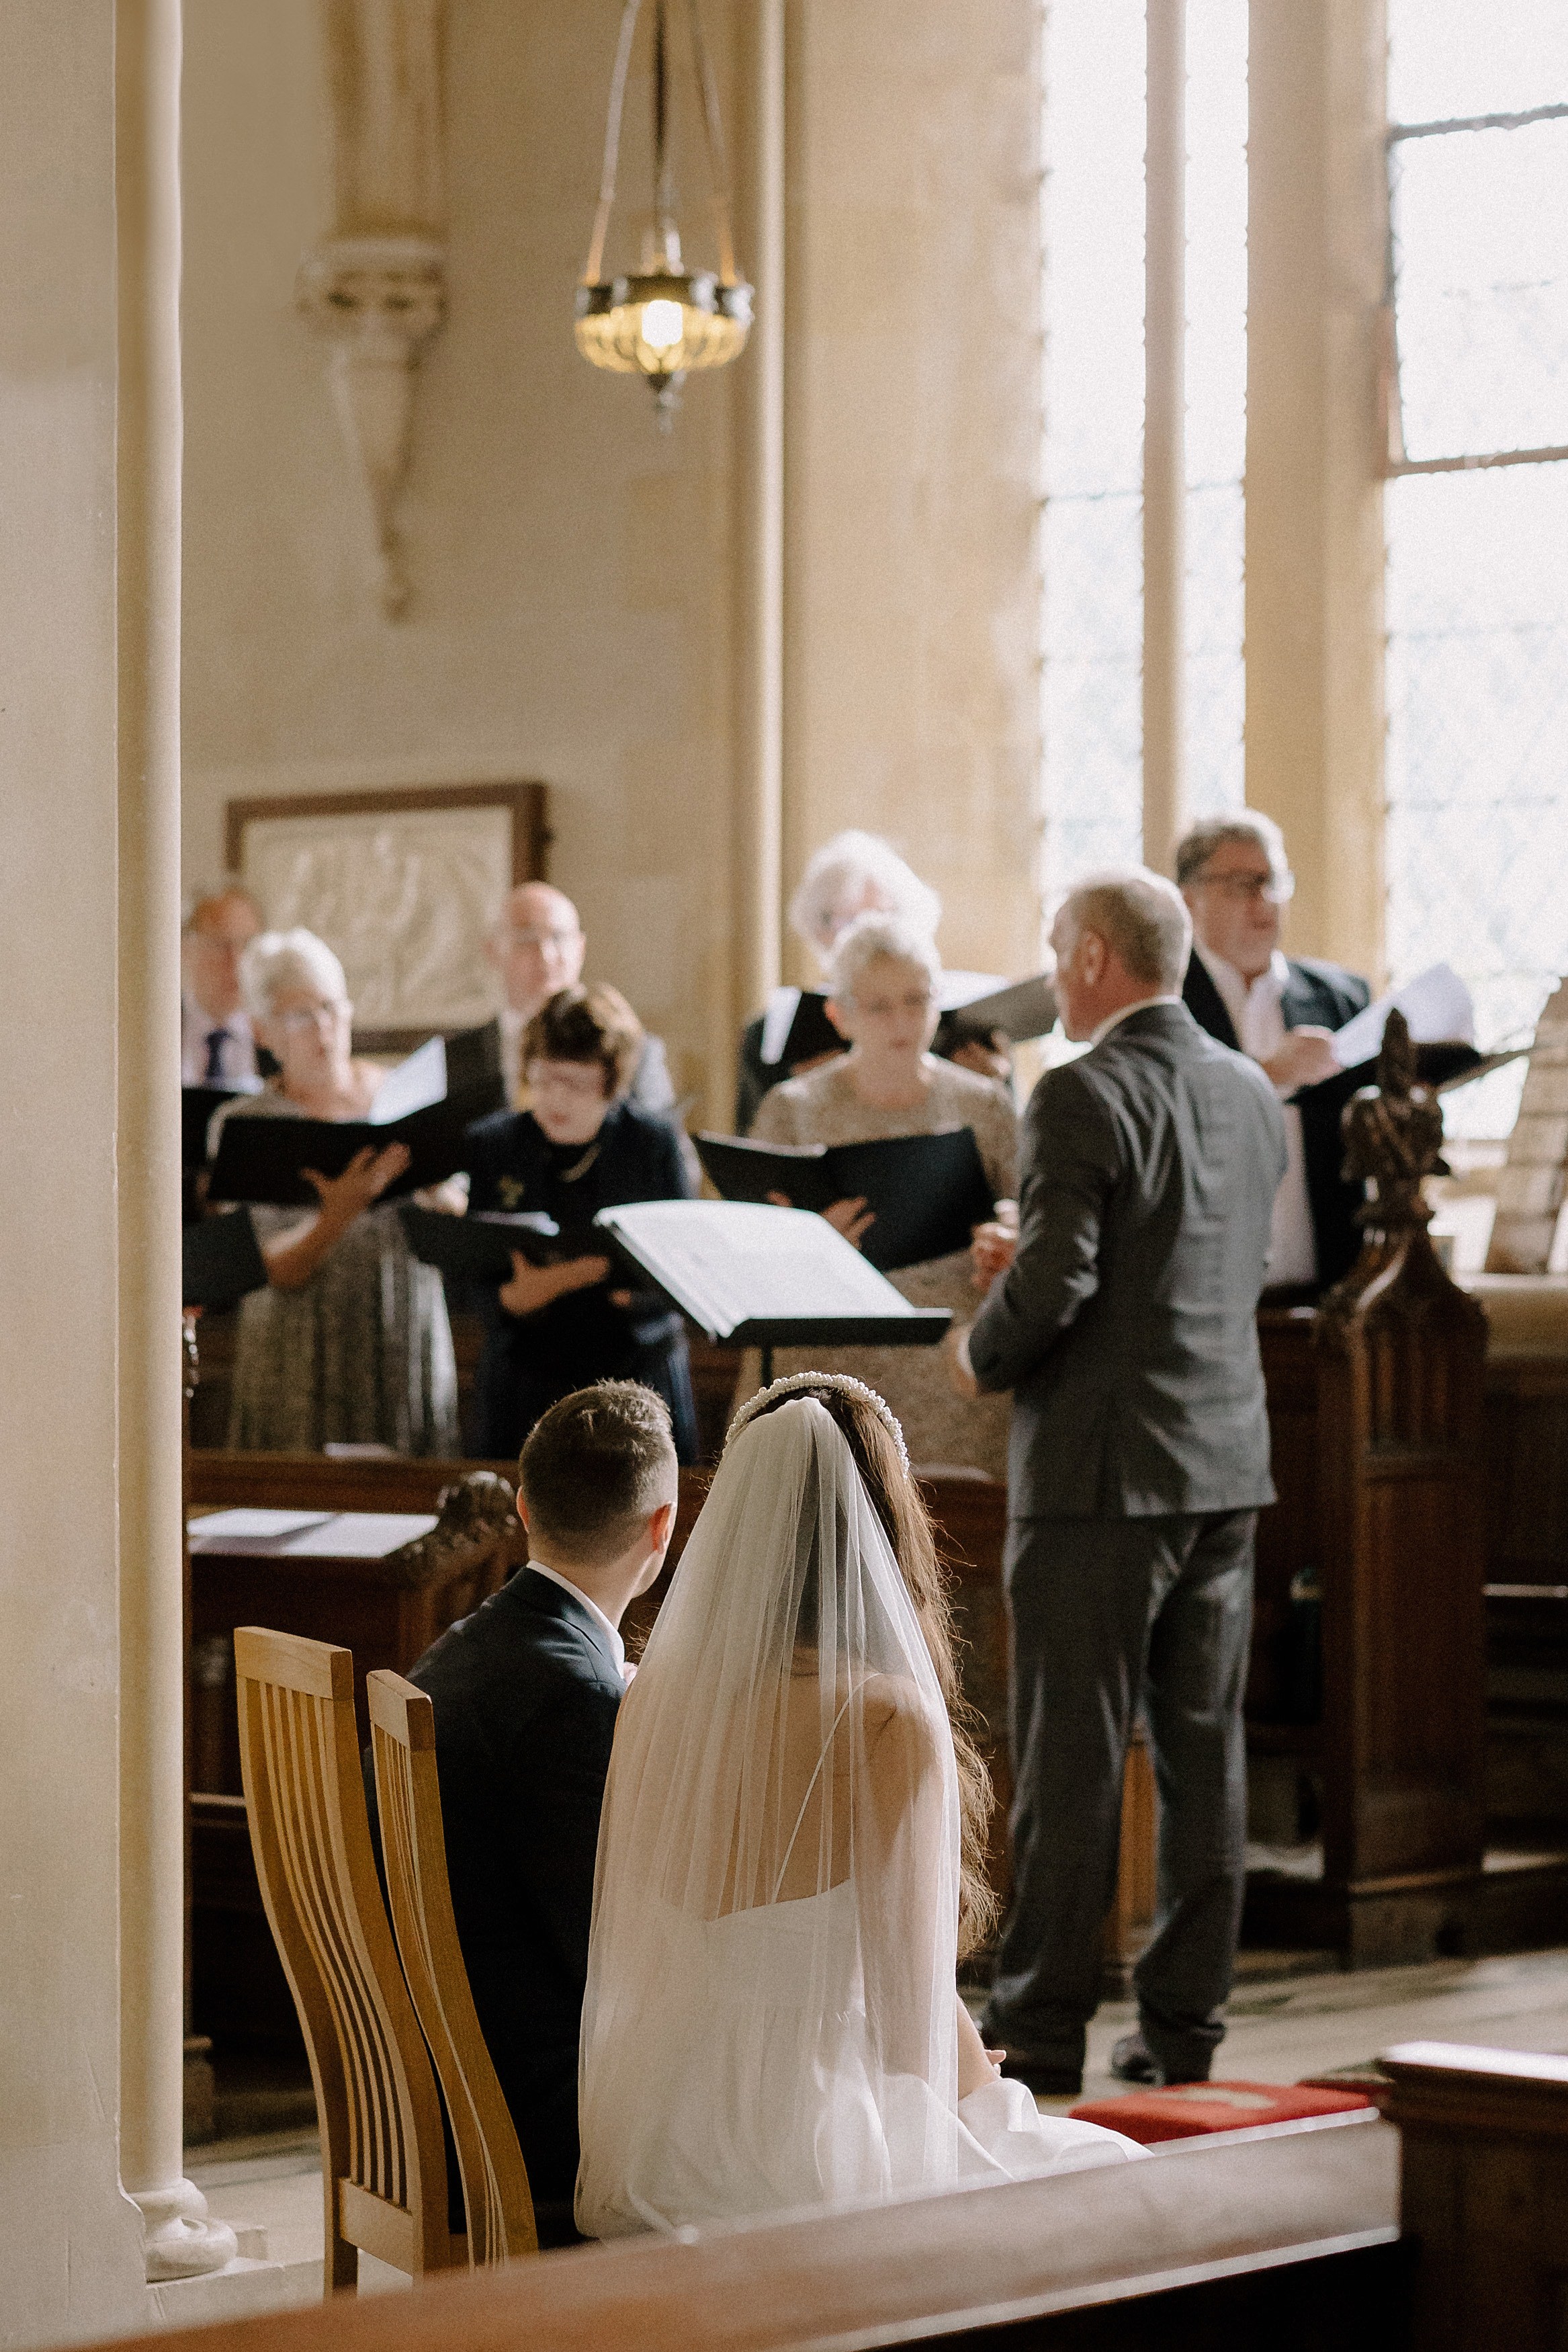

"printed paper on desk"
[1330,962,1475,1070]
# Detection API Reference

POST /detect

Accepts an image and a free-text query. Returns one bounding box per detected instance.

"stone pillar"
[721,0,787,1126]
[781,0,1044,984]
[1142,0,1186,872]
[1245,0,1387,978]
[115,0,237,2281]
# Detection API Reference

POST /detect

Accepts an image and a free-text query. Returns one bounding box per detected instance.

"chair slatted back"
[367,1669,539,2263]
[234,1627,460,2291]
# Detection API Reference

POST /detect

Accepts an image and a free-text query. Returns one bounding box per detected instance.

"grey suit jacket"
[967,1001,1287,1519]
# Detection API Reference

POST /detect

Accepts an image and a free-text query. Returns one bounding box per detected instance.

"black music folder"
[183,1208,268,1308]
[695,1127,995,1273]
[206,1029,505,1206]
[398,1204,564,1283]
[940,970,1058,1046]
[182,1085,255,1169]
[593,1200,953,1350]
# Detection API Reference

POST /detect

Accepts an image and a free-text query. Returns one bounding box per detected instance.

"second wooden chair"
[367,1667,539,2261]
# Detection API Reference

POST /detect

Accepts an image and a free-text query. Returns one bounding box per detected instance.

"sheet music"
[1330,962,1475,1070]
[367,1034,448,1124]
[598,1200,926,1337]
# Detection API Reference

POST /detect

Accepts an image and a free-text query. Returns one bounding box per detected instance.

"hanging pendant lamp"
[575,0,752,425]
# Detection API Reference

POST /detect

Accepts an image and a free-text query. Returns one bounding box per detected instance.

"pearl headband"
[724,1371,910,1474]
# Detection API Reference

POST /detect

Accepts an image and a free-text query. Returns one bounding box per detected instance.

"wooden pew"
[1383,2042,1568,2351]
[1244,1027,1568,1967]
[94,2105,1403,2348]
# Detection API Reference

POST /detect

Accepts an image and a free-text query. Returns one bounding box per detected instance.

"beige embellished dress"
[738,1056,1018,1478]
[212,1089,460,1456]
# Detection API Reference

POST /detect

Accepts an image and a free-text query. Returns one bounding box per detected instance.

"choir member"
[736,831,1010,1132]
[1176,812,1370,1289]
[487,881,679,1117]
[466,984,699,1462]
[211,929,459,1454]
[181,884,262,1085]
[739,914,1016,1478]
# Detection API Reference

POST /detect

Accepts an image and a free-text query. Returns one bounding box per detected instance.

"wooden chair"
[233,1626,462,2291]
[367,1667,539,2262]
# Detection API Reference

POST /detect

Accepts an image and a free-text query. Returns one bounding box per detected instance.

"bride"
[576,1374,1141,2237]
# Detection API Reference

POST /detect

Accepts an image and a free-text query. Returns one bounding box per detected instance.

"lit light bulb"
[640,298,685,353]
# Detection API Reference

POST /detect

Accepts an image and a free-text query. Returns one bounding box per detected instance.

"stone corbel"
[299,3,447,618]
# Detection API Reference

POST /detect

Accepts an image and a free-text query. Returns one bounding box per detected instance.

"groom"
[394,1380,678,2244]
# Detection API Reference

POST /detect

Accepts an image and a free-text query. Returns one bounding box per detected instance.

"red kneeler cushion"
[1068,2080,1374,2144]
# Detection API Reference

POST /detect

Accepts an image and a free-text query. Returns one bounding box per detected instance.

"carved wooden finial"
[1340,1007,1446,1239]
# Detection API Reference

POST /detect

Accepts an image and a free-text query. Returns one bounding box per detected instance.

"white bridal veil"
[576,1391,969,2235]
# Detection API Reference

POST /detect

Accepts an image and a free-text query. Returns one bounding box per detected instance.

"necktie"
[203,1027,230,1083]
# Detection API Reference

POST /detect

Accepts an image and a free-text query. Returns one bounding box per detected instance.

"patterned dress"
[213,1089,459,1456]
[740,1057,1018,1478]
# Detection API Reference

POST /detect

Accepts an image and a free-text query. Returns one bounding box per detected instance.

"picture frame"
[226,782,550,1050]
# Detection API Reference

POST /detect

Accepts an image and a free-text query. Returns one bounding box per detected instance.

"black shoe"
[1110,2031,1211,2087]
[1110,2031,1160,2084]
[998,2050,1083,2097]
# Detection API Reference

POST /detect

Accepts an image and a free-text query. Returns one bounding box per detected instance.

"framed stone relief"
[226,782,550,1047]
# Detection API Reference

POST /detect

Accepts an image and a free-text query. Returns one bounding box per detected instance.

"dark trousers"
[982,1509,1256,2082]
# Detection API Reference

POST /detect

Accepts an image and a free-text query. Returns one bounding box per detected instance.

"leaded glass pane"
[1041,0,1145,893]
[1387,462,1568,1136]
[1388,0,1568,128]
[1393,116,1568,462]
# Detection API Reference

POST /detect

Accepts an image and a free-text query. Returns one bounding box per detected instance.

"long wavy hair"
[745,1381,998,1959]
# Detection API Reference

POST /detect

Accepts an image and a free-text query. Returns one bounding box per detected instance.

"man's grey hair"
[1174,810,1289,890]
[239,927,351,1022]
[787,830,941,950]
[827,912,942,1005]
[1055,868,1192,993]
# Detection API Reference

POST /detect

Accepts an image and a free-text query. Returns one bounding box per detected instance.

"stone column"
[116,0,237,2281]
[1246,0,1388,978]
[781,0,1044,985]
[1142,0,1186,872]
[720,0,787,1125]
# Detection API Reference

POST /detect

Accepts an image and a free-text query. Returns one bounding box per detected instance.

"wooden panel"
[75,2109,1398,2352]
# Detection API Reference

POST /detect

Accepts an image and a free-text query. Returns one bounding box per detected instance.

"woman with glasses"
[209,928,460,1454]
[464,983,699,1461]
[741,915,1018,1478]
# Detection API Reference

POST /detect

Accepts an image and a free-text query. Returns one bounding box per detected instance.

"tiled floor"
[191,1945,1568,2289]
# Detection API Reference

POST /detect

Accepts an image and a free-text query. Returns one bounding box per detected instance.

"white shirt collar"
[1088,993,1182,1048]
[525,1559,627,1677]
[1192,939,1291,1023]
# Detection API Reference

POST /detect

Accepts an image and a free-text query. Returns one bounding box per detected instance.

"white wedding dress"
[576,1395,1141,2238]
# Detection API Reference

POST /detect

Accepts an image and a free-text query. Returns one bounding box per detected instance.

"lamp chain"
[581,0,744,293]
[583,0,644,288]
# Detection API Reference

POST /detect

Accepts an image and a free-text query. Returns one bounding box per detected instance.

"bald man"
[488,883,679,1119]
[181,886,263,1085]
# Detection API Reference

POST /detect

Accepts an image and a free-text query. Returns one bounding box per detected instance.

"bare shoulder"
[858,1673,945,1751]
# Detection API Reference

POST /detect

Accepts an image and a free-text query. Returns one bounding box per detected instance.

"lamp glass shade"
[575,270,752,380]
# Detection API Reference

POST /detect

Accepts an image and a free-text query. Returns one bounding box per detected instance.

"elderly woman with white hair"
[740,913,1017,1478]
[736,831,1009,1132]
[208,927,459,1454]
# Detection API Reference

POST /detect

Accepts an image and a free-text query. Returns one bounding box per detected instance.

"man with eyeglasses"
[486,881,679,1120]
[1176,813,1370,1290]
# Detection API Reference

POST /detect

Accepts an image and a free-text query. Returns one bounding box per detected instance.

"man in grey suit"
[951,869,1286,2094]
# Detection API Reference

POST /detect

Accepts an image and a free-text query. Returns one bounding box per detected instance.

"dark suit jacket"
[402,1567,623,2228]
[967,1001,1286,1519]
[464,1098,698,1459]
[1182,953,1371,1288]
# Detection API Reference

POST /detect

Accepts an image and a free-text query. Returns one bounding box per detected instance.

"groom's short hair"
[519,1381,677,1565]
